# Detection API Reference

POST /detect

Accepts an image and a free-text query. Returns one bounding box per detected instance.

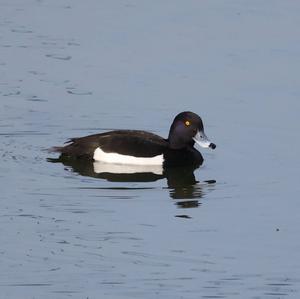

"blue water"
[1,1,300,298]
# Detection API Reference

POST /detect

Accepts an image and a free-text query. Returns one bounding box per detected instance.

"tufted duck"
[49,111,216,168]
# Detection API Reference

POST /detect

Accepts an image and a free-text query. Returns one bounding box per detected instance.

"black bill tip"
[209,143,216,150]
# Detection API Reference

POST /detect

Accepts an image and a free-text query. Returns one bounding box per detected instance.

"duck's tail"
[47,146,64,153]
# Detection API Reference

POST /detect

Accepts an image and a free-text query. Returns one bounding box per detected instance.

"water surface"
[1,1,300,298]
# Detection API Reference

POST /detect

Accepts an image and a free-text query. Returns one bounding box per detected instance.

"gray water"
[1,1,300,298]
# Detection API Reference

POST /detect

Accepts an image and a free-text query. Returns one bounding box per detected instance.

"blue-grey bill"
[193,131,216,149]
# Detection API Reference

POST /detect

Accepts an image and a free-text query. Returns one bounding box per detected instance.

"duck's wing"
[50,130,168,159]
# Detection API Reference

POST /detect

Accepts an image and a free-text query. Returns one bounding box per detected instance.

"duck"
[49,111,216,168]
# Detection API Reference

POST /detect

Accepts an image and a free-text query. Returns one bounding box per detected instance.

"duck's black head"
[168,111,216,150]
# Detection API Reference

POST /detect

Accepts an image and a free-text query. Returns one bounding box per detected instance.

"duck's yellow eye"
[185,120,190,126]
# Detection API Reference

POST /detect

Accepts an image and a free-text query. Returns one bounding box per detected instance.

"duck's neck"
[168,134,195,150]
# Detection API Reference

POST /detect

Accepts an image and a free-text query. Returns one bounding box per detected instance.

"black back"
[53,130,168,159]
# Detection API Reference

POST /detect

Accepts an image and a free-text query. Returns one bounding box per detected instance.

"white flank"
[93,147,164,166]
[93,162,163,175]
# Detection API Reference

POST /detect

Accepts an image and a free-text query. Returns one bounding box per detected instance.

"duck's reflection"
[48,158,216,211]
